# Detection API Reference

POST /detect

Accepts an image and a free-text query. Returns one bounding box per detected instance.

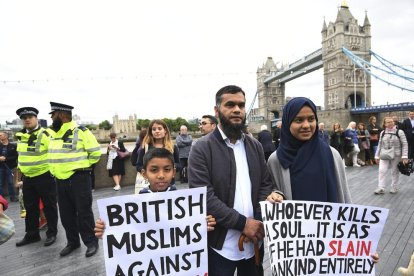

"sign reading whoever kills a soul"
[260,201,388,276]
[97,187,208,276]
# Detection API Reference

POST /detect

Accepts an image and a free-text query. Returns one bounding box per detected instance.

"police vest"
[16,127,52,177]
[48,121,101,180]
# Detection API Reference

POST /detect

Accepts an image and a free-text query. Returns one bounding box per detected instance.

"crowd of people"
[3,86,414,274]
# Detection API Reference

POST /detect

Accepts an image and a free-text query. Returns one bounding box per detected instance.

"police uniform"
[48,102,101,257]
[15,107,58,247]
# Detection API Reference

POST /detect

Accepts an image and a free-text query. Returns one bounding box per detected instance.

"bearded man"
[188,85,274,276]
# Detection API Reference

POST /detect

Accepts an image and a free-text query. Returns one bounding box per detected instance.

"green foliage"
[136,119,151,130]
[98,120,112,130]
[83,124,97,130]
[135,117,198,132]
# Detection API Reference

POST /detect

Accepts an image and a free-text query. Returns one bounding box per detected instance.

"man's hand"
[242,218,264,243]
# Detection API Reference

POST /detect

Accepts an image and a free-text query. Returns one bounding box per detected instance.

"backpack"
[380,129,401,140]
[130,144,139,166]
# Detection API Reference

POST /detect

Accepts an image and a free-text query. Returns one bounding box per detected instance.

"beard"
[218,111,245,141]
[52,117,63,132]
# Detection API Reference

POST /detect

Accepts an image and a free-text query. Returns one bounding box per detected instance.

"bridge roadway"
[1,165,413,275]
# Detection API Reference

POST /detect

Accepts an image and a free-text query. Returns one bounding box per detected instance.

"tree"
[99,120,112,130]
[136,119,151,130]
[83,124,97,130]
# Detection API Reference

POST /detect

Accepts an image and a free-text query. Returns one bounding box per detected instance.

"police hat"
[16,107,39,118]
[49,102,74,114]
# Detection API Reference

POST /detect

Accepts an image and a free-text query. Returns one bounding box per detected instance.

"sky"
[1,0,414,125]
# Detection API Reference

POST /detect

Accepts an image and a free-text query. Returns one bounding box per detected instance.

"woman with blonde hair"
[374,117,408,194]
[344,121,361,167]
[136,119,180,175]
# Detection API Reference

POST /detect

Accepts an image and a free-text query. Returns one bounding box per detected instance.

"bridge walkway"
[1,165,413,275]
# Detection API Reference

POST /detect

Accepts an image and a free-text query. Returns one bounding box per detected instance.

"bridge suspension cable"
[246,90,259,121]
[342,47,414,92]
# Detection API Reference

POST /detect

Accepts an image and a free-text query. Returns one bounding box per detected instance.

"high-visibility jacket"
[48,121,101,180]
[16,127,53,177]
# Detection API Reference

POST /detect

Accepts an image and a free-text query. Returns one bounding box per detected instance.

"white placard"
[98,187,208,276]
[260,200,388,276]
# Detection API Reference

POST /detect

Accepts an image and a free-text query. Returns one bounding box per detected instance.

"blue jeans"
[208,246,264,276]
[0,166,15,198]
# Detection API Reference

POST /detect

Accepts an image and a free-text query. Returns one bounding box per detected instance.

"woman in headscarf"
[265,97,381,263]
[266,97,351,203]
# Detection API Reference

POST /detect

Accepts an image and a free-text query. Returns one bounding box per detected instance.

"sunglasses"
[199,122,212,126]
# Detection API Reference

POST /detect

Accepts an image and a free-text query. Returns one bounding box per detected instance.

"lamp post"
[353,64,357,108]
[364,65,367,107]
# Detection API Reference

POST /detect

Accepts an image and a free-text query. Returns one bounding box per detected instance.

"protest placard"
[98,187,208,276]
[260,200,388,276]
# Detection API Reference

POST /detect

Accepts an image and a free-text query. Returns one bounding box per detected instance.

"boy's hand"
[95,219,106,239]
[206,215,216,232]
[0,203,3,215]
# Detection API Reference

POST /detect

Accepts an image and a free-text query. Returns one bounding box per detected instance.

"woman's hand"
[95,219,106,239]
[402,158,409,165]
[206,215,216,232]
[266,192,284,203]
[371,252,379,264]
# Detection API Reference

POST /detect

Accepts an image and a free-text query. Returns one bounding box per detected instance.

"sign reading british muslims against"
[98,187,208,276]
[260,201,388,276]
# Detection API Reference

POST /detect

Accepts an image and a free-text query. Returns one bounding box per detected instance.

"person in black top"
[401,111,414,158]
[0,132,18,202]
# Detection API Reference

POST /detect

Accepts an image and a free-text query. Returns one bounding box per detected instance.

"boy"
[95,148,215,237]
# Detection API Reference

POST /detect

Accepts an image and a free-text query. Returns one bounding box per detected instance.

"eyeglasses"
[199,122,212,126]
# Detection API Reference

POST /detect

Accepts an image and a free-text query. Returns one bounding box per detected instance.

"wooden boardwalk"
[1,165,413,276]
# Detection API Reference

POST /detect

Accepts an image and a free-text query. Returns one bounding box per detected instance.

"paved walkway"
[1,165,413,275]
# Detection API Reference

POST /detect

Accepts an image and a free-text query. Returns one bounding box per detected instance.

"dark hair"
[139,129,147,142]
[215,85,245,106]
[202,115,218,125]
[109,133,116,138]
[142,148,174,170]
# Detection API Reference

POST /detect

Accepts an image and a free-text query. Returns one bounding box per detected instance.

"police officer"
[48,102,101,257]
[15,107,58,247]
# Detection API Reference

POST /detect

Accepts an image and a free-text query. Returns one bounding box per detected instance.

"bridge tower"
[322,1,371,110]
[255,57,285,121]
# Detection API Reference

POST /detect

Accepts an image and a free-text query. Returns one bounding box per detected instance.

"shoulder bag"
[117,150,130,159]
[0,213,15,245]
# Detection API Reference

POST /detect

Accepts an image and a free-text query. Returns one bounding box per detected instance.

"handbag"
[380,147,395,160]
[360,140,369,150]
[117,150,130,159]
[0,213,15,245]
[370,133,379,142]
[344,138,354,154]
[134,172,149,194]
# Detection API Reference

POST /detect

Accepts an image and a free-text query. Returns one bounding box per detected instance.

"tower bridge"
[264,48,323,84]
[248,1,413,131]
